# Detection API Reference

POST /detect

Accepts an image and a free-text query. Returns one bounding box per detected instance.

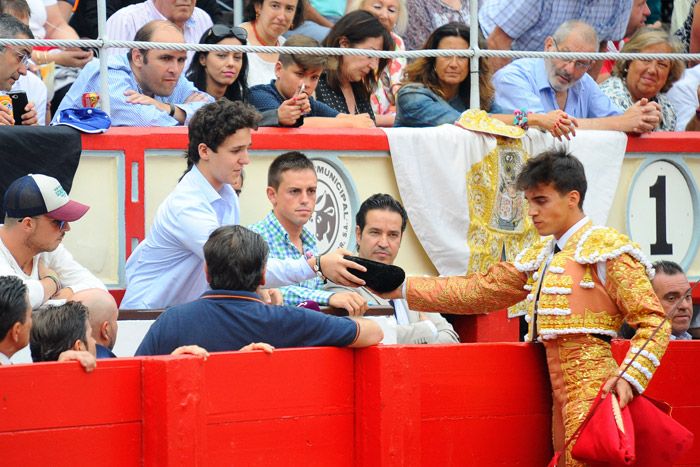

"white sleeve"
[0,253,45,308]
[43,245,106,294]
[264,257,314,288]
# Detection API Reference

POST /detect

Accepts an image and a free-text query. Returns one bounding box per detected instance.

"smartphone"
[8,91,28,126]
[294,82,305,98]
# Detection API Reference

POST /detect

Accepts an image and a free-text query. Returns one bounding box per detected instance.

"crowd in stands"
[0,1,699,370]
[0,0,699,131]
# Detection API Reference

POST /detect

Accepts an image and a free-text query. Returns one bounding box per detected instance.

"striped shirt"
[52,54,213,127]
[479,0,632,52]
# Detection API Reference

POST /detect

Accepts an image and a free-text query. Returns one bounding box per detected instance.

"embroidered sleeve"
[604,253,670,393]
[406,262,529,314]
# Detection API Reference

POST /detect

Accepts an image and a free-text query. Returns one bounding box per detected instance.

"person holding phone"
[249,34,374,127]
[0,14,38,125]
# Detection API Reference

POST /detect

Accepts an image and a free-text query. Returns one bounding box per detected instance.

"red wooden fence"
[1,341,698,466]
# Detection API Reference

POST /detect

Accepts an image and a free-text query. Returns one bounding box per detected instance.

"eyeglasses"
[550,38,592,71]
[7,46,31,67]
[51,219,68,231]
[206,25,248,43]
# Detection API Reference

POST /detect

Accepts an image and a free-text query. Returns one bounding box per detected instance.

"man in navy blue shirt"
[248,34,373,128]
[136,225,383,356]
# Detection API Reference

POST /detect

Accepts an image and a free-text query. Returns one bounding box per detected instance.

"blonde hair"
[346,0,408,35]
[613,26,685,93]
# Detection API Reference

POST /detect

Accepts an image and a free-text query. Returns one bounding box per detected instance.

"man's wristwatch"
[313,254,327,283]
[168,103,176,117]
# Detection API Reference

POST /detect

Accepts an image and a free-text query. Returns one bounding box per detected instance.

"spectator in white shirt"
[667,63,700,130]
[0,174,108,310]
[122,99,366,309]
[0,276,32,365]
[105,0,213,66]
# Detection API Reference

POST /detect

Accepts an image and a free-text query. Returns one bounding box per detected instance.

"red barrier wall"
[2,341,698,466]
[92,129,700,344]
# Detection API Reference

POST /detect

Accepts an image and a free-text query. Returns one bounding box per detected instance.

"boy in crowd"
[248,34,373,128]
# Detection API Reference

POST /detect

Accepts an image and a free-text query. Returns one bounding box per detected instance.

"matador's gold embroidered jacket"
[406,221,670,393]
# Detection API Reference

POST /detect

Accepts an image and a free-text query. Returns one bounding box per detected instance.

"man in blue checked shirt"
[249,152,368,315]
[53,19,213,127]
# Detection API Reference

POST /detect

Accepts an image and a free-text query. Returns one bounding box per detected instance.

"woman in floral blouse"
[348,0,408,126]
[600,27,685,131]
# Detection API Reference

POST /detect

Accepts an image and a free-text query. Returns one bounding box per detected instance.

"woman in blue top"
[394,22,575,138]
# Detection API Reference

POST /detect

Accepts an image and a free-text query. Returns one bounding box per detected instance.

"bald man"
[74,289,119,358]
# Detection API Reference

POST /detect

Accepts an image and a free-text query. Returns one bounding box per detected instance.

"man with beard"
[493,20,662,133]
[0,174,107,309]
[53,20,212,126]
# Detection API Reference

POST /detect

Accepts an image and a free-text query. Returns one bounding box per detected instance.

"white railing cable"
[3,37,698,116]
[2,38,698,61]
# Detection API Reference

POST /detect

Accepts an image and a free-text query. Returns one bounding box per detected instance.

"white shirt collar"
[556,216,589,251]
[0,352,12,365]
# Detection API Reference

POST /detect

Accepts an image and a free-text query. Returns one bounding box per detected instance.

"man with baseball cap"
[0,174,107,309]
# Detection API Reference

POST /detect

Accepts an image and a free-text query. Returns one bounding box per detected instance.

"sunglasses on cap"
[206,25,248,43]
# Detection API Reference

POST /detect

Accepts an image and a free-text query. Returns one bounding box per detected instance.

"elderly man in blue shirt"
[493,20,662,133]
[53,20,212,127]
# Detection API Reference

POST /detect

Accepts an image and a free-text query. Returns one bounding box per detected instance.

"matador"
[382,149,670,466]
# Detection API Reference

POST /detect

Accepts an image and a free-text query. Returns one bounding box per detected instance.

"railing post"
[469,0,480,109]
[97,0,111,114]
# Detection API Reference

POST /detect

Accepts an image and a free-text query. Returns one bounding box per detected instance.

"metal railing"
[1,0,697,114]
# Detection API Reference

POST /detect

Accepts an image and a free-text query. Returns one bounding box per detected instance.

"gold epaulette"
[574,226,655,279]
[513,237,553,273]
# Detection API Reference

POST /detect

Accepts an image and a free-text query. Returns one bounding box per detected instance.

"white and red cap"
[3,174,90,222]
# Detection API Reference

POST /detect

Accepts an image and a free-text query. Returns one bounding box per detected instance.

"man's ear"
[204,263,211,284]
[339,37,350,48]
[568,190,581,209]
[198,143,210,161]
[260,265,267,287]
[544,36,554,51]
[100,321,110,341]
[266,186,277,205]
[72,339,85,351]
[131,48,144,66]
[274,61,283,78]
[355,225,362,244]
[9,321,21,343]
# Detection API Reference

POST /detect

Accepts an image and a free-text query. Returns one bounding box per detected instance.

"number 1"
[649,175,673,255]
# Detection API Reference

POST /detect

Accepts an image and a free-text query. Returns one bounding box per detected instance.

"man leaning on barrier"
[493,20,663,134]
[135,225,383,356]
[53,19,213,126]
[0,12,38,125]
[0,174,108,309]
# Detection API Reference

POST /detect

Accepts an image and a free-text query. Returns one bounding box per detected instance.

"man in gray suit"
[325,194,459,344]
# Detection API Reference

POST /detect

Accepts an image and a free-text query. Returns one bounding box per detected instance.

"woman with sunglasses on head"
[240,0,305,87]
[347,0,408,127]
[187,25,279,126]
[395,22,577,139]
[315,10,393,124]
[187,25,250,101]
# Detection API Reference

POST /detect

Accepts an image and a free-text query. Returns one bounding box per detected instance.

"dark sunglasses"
[207,25,248,43]
[51,219,68,230]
